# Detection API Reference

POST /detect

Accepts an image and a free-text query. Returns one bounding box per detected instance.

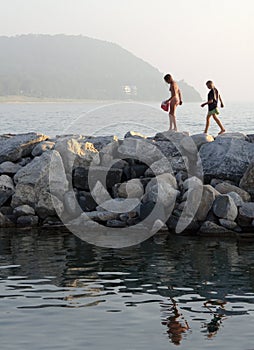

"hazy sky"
[0,0,253,101]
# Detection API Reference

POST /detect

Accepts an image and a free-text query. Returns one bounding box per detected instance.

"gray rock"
[73,166,122,191]
[124,131,147,139]
[154,130,190,142]
[191,133,214,150]
[213,194,238,221]
[0,175,15,206]
[215,182,251,202]
[54,137,98,174]
[239,162,254,197]
[16,215,39,227]
[11,184,36,208]
[35,191,64,219]
[106,219,127,228]
[97,212,119,221]
[0,133,48,163]
[145,159,173,176]
[227,192,244,207]
[117,138,162,163]
[199,221,235,235]
[43,216,63,226]
[216,132,247,141]
[239,203,254,220]
[146,173,178,191]
[219,219,238,230]
[13,205,35,217]
[117,179,144,199]
[210,178,224,187]
[64,191,82,218]
[32,141,55,157]
[12,150,68,207]
[200,137,254,182]
[0,161,22,175]
[0,212,15,228]
[97,198,140,214]
[247,134,254,143]
[91,181,111,205]
[84,135,118,152]
[144,174,178,208]
[78,191,97,212]
[196,185,220,221]
[183,176,203,191]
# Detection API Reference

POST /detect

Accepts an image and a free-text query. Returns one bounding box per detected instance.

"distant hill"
[0,34,201,101]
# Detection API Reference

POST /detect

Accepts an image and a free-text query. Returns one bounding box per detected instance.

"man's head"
[164,74,173,84]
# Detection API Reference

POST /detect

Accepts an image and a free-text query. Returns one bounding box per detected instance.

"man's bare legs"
[169,103,178,131]
[204,114,226,134]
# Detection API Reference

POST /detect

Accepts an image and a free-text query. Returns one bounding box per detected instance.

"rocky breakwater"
[0,130,254,238]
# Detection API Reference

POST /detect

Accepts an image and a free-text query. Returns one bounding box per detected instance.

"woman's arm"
[219,94,224,108]
[201,99,213,108]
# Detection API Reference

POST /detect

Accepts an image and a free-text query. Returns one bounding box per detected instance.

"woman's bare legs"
[204,115,211,133]
[213,115,226,134]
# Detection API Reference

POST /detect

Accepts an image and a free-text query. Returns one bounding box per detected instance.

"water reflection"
[0,228,254,349]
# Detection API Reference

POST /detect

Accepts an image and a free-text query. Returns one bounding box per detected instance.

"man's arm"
[178,89,183,105]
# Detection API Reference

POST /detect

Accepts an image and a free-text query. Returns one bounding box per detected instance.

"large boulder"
[215,182,251,202]
[0,133,48,163]
[213,194,238,221]
[12,150,68,209]
[0,175,15,206]
[200,138,254,182]
[239,162,254,197]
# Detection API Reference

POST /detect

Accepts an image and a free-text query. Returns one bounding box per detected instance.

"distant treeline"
[0,34,201,101]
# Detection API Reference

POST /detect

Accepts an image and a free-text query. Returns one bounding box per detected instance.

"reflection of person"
[204,299,226,339]
[164,74,183,131]
[161,299,190,346]
[201,80,225,135]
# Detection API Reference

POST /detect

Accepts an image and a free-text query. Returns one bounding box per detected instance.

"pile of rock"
[0,130,254,236]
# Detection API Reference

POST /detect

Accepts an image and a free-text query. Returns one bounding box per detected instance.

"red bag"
[161,100,169,112]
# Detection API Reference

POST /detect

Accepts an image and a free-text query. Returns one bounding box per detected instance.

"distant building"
[123,85,138,97]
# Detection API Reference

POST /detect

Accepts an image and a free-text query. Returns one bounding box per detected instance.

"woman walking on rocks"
[201,80,226,135]
[164,74,183,131]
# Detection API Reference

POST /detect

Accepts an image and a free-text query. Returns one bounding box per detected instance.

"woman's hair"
[206,80,219,101]
[164,74,172,82]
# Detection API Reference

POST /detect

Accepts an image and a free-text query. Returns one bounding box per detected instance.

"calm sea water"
[0,230,254,350]
[0,101,253,137]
